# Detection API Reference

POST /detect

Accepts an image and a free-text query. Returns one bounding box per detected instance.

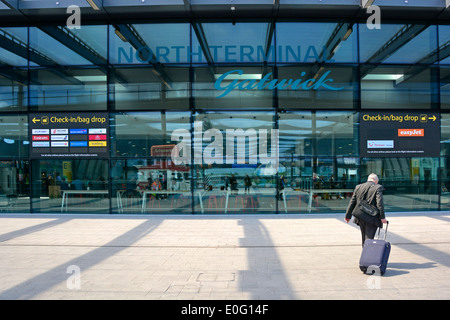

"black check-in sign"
[360,112,440,157]
[29,113,109,159]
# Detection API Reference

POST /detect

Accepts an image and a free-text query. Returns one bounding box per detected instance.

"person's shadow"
[382,262,437,277]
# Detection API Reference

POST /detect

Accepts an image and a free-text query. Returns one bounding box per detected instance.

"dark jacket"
[345,181,385,227]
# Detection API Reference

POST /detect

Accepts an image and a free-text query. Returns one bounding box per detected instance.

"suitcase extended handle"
[377,221,389,241]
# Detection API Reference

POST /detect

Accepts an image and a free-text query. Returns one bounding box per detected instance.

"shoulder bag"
[352,185,380,221]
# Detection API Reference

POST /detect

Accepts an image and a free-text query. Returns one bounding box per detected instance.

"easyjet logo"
[398,129,424,137]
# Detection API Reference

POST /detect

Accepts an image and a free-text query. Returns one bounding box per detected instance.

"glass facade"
[1,18,450,214]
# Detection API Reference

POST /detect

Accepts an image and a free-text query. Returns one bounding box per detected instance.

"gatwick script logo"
[214,69,344,98]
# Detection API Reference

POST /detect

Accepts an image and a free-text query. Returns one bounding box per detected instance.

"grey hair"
[367,173,379,182]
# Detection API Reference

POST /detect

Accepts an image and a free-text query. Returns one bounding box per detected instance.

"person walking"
[278,175,286,201]
[229,174,238,194]
[345,173,388,247]
[244,175,252,194]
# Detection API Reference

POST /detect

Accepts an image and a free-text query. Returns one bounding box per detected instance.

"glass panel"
[0,27,29,112]
[280,157,358,213]
[0,68,27,111]
[29,67,107,111]
[192,111,277,213]
[359,24,437,64]
[31,159,109,213]
[441,113,450,156]
[29,26,107,66]
[193,22,272,63]
[111,159,192,214]
[193,65,274,109]
[277,65,357,109]
[277,22,357,63]
[111,111,191,158]
[0,27,29,67]
[440,157,450,209]
[439,25,450,65]
[440,66,450,109]
[70,25,108,62]
[0,160,30,213]
[110,23,190,64]
[110,66,189,110]
[361,65,438,109]
[278,111,358,157]
[0,114,28,157]
[361,157,438,212]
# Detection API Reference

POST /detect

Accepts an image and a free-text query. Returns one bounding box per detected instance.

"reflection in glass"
[359,24,437,64]
[280,157,358,213]
[192,22,272,63]
[0,27,29,67]
[29,26,107,66]
[110,23,190,64]
[0,160,30,213]
[31,159,109,213]
[193,112,276,213]
[278,111,357,157]
[110,66,189,110]
[111,159,192,214]
[440,157,450,209]
[0,114,28,157]
[440,66,450,109]
[111,111,191,158]
[193,163,276,214]
[277,22,357,63]
[441,114,450,156]
[29,68,107,111]
[0,20,448,215]
[193,66,274,109]
[361,158,438,212]
[361,65,438,109]
[439,25,450,65]
[277,65,357,109]
[0,69,27,111]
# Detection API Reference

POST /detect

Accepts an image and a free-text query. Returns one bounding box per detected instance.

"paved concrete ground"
[0,212,449,300]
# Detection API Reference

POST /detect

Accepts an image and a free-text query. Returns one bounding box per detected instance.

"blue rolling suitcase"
[359,221,390,275]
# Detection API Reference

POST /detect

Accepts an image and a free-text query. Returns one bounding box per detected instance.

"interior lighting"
[114,29,128,42]
[361,0,375,8]
[342,27,353,41]
[86,0,100,10]
[214,74,262,80]
[362,74,404,81]
[73,75,107,82]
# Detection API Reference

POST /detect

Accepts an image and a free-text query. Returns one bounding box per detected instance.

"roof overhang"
[1,0,450,24]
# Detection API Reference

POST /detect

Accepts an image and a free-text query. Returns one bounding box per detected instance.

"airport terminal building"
[1,0,450,214]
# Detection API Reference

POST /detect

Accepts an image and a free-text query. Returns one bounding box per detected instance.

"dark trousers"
[358,219,378,247]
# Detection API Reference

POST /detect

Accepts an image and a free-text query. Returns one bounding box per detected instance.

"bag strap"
[367,186,378,205]
[359,183,377,204]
